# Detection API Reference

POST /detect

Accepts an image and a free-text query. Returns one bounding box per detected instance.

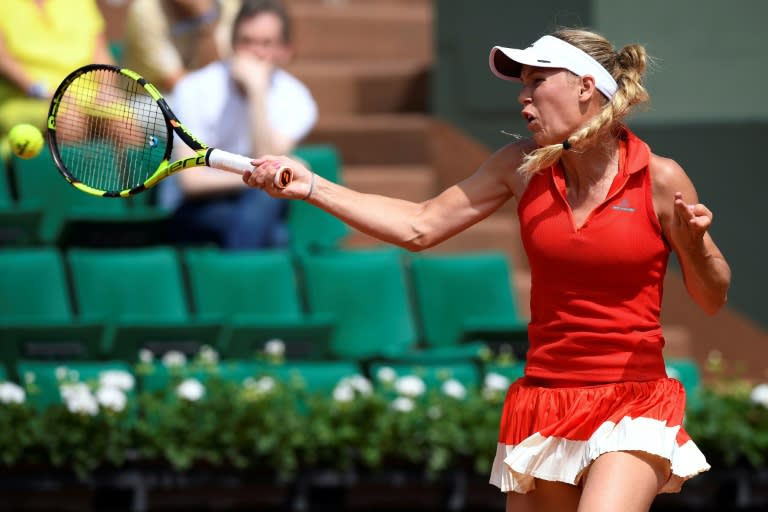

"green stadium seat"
[299,248,418,361]
[12,146,168,247]
[182,247,334,359]
[0,248,105,381]
[12,146,129,244]
[409,251,528,360]
[108,40,125,64]
[0,154,42,246]
[665,358,703,411]
[287,144,349,254]
[66,247,221,362]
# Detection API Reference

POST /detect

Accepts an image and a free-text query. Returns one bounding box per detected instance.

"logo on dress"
[611,198,636,212]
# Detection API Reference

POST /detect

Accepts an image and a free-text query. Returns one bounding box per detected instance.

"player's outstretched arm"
[245,143,528,251]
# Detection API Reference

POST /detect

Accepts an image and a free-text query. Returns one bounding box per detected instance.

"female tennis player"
[243,28,731,512]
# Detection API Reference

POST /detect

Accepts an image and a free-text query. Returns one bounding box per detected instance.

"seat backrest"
[183,247,303,321]
[66,246,190,323]
[0,155,12,209]
[0,247,74,323]
[299,248,417,360]
[0,248,79,376]
[409,251,525,347]
[12,146,129,241]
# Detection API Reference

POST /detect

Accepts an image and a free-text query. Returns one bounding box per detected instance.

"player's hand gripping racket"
[46,63,292,197]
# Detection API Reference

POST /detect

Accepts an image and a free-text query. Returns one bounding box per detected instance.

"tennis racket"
[46,63,293,197]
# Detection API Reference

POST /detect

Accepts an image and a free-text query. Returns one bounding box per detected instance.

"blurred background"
[0,0,765,510]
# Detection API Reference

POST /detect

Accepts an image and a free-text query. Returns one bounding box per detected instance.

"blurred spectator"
[123,0,243,92]
[0,0,113,153]
[158,0,317,249]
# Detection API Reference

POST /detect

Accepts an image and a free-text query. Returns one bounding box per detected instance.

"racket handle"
[205,148,293,189]
[205,148,254,174]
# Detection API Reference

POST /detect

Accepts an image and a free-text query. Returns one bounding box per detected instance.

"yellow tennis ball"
[8,123,45,159]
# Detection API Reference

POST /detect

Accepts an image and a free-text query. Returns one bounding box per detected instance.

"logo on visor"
[537,59,551,63]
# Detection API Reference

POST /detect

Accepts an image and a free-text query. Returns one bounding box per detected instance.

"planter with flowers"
[10,343,767,509]
[0,342,513,492]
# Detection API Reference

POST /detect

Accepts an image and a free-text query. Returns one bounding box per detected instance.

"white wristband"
[303,172,316,200]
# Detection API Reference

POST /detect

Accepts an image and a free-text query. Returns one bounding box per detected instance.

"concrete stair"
[285,59,430,115]
[306,114,432,165]
[288,2,433,61]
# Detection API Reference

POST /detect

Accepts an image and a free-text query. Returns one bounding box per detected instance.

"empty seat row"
[0,246,529,381]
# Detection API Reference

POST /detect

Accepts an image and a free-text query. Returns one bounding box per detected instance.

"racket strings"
[53,68,170,193]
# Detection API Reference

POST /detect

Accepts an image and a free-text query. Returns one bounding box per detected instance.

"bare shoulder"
[648,152,700,224]
[491,138,537,165]
[649,153,692,193]
[484,138,537,197]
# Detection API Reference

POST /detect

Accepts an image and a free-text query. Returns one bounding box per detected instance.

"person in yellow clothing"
[0,0,114,153]
[123,0,243,93]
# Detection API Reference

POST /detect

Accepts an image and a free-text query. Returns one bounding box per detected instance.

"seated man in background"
[158,0,317,250]
[123,0,243,93]
[0,0,114,156]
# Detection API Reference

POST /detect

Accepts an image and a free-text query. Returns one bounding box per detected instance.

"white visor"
[489,35,618,99]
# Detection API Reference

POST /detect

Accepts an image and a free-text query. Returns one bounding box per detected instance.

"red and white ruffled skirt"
[489,377,709,494]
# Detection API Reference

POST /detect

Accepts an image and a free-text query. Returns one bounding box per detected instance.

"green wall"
[433,0,768,328]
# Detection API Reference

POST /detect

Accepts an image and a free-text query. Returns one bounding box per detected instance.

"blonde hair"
[517,28,650,177]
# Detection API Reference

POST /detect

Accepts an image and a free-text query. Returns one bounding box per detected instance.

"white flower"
[242,376,277,401]
[244,376,275,393]
[394,375,426,397]
[162,350,187,367]
[750,383,768,408]
[177,378,204,401]
[255,376,275,393]
[441,379,467,400]
[60,382,90,401]
[391,396,415,412]
[376,366,397,384]
[55,366,68,382]
[427,405,442,420]
[264,339,285,357]
[338,374,372,396]
[61,383,99,416]
[99,370,135,392]
[199,345,219,364]
[484,372,510,393]
[0,382,26,404]
[96,386,127,412]
[333,383,355,402]
[139,348,154,364]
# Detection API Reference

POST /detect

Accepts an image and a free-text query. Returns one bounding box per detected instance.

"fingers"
[691,203,712,220]
[673,192,712,231]
[242,156,308,199]
[673,192,694,223]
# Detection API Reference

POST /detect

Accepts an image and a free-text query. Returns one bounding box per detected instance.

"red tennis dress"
[489,127,709,494]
